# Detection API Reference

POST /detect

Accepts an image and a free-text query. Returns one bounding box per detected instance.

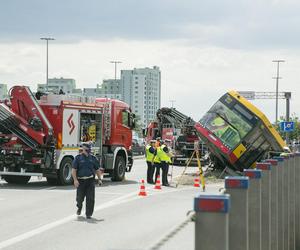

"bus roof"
[228,90,286,150]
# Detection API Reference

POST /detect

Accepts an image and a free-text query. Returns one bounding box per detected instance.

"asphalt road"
[0,158,222,250]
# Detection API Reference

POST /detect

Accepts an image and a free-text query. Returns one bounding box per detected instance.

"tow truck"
[144,107,207,165]
[0,86,135,185]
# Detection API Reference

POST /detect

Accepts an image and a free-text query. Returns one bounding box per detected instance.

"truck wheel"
[112,156,126,181]
[3,175,31,185]
[57,157,73,185]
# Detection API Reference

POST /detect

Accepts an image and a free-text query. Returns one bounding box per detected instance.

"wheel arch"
[113,147,128,168]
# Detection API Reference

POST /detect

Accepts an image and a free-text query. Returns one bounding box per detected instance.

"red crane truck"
[0,86,135,185]
[143,107,206,165]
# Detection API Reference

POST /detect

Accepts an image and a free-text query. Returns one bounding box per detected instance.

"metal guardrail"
[194,152,300,250]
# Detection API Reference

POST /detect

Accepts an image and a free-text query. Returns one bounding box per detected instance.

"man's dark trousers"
[146,161,155,183]
[161,161,169,185]
[76,178,95,217]
[154,163,161,182]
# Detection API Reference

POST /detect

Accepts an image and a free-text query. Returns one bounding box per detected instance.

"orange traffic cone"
[154,175,162,190]
[138,179,147,196]
[194,177,200,187]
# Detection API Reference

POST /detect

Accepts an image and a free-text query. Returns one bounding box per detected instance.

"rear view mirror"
[142,128,148,137]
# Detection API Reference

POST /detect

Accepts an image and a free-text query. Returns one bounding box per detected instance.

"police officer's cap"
[156,137,161,141]
[164,139,171,143]
[150,140,156,143]
[81,143,91,149]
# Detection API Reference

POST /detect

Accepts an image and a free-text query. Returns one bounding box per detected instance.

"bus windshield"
[200,100,252,149]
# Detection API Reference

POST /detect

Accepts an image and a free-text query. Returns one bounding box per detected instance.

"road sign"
[280,121,294,132]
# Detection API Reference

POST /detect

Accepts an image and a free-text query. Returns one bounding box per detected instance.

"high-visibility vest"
[153,147,161,163]
[157,145,171,163]
[145,145,154,162]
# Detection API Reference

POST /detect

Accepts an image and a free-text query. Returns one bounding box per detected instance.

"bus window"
[200,100,253,149]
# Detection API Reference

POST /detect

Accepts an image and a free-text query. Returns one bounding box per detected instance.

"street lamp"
[170,100,176,108]
[110,61,122,99]
[40,37,55,92]
[272,59,285,125]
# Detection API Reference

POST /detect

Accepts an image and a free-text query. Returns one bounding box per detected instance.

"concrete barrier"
[244,169,262,250]
[194,194,230,250]
[225,176,249,250]
[282,155,290,250]
[289,154,296,250]
[193,155,300,250]
[256,162,272,250]
[295,152,300,249]
[266,158,283,250]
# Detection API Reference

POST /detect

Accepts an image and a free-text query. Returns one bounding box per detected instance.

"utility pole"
[272,60,285,125]
[170,100,176,108]
[40,37,55,92]
[110,61,122,99]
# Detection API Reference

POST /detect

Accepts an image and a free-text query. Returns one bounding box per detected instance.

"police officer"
[154,141,162,183]
[72,143,103,219]
[155,137,161,148]
[145,140,156,184]
[157,139,173,186]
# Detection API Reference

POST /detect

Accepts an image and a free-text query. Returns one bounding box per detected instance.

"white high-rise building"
[121,66,161,127]
[82,80,122,100]
[37,77,76,94]
[0,84,8,100]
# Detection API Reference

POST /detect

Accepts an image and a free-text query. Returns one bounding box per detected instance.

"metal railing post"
[256,162,272,250]
[244,169,262,250]
[194,194,230,250]
[225,176,249,250]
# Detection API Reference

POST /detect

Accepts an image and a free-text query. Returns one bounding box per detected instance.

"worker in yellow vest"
[145,140,156,184]
[153,142,162,184]
[157,139,173,186]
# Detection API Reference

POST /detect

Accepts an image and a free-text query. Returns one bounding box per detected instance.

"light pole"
[110,61,122,99]
[40,37,55,92]
[272,60,285,125]
[170,100,176,108]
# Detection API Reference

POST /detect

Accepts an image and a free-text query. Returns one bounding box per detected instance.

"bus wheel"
[112,156,126,181]
[3,175,31,185]
[58,157,73,185]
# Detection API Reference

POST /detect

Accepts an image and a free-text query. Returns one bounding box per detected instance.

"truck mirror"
[142,128,148,137]
[128,113,135,129]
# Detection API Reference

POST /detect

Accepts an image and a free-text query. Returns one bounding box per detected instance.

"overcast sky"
[1,0,300,121]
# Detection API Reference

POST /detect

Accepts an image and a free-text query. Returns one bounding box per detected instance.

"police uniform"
[157,141,172,186]
[154,145,162,183]
[72,153,100,218]
[145,141,156,184]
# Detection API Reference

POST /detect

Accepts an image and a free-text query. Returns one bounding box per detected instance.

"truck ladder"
[103,101,111,140]
[0,104,39,149]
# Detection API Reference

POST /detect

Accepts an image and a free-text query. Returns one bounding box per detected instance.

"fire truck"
[0,86,135,185]
[143,107,206,165]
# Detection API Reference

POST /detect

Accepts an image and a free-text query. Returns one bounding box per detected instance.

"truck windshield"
[200,101,252,149]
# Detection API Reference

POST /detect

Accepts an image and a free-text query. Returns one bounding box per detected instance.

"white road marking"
[0,186,195,249]
[39,186,57,191]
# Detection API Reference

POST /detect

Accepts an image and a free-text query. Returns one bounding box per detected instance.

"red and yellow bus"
[195,91,286,171]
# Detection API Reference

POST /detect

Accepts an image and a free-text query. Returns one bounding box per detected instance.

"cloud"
[0,39,299,122]
[0,1,299,123]
[1,0,300,49]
